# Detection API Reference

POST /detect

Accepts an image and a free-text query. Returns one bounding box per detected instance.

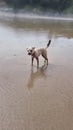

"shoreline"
[0,9,73,21]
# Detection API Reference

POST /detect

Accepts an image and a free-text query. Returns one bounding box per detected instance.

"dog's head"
[27,47,35,55]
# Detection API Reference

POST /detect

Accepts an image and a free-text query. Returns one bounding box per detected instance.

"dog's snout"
[28,52,31,55]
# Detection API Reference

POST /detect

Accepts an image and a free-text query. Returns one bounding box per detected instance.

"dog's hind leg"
[42,54,48,65]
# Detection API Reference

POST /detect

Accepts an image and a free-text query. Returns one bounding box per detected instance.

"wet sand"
[0,44,73,130]
[0,17,73,130]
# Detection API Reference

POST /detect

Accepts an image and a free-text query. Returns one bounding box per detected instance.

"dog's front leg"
[36,58,39,68]
[31,56,34,66]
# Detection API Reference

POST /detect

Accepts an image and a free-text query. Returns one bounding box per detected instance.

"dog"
[27,40,51,68]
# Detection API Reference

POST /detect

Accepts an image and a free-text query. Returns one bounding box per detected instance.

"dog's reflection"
[27,66,47,89]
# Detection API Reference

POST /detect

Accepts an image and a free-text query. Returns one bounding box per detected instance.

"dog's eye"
[30,50,32,52]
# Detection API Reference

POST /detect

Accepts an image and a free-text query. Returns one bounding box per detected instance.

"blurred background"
[0,0,73,15]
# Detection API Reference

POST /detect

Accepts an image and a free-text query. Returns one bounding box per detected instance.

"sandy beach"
[0,16,73,130]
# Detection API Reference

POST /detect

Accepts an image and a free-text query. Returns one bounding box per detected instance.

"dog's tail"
[46,40,51,49]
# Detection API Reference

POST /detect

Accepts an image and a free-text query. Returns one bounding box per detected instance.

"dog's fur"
[27,40,51,68]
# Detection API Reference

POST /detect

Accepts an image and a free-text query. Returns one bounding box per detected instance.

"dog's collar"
[32,51,35,57]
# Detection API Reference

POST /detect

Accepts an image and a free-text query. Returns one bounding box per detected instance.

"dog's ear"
[32,47,35,50]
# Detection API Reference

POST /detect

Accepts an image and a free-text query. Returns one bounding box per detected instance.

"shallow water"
[0,15,73,130]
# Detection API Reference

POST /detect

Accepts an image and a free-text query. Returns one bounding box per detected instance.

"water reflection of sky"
[0,17,73,63]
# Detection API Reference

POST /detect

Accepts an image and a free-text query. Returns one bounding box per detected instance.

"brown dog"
[27,40,51,68]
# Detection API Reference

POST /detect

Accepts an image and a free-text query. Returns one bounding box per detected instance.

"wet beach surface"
[0,15,73,130]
